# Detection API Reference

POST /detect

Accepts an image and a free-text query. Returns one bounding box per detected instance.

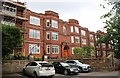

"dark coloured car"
[52,62,79,75]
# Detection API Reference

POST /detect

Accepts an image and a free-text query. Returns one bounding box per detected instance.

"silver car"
[22,61,55,78]
[66,60,91,72]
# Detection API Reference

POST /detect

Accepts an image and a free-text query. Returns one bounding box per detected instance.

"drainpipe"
[42,18,45,61]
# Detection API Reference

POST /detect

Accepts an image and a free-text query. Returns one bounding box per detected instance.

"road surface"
[2,71,120,78]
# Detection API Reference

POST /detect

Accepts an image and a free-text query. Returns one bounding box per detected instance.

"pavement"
[79,71,119,76]
[1,71,120,78]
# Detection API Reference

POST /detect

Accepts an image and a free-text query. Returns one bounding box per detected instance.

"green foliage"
[73,46,95,59]
[2,24,22,58]
[34,57,42,61]
[3,52,28,60]
[101,0,120,59]
[4,54,15,60]
[83,46,95,58]
[20,56,28,60]
[73,47,84,59]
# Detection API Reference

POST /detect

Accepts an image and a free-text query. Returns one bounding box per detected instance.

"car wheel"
[79,68,82,73]
[64,70,68,75]
[49,75,54,78]
[33,72,37,78]
[74,72,78,75]
[22,69,26,74]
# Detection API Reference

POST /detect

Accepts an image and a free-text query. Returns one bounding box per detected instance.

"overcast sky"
[14,0,112,32]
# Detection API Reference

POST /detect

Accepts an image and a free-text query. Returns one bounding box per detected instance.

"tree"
[73,47,84,59]
[2,24,22,58]
[100,0,120,59]
[83,46,95,58]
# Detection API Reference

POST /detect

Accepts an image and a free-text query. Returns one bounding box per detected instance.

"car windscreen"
[60,63,69,67]
[76,60,82,64]
[39,63,53,67]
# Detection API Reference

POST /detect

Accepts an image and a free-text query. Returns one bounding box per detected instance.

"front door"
[64,50,68,58]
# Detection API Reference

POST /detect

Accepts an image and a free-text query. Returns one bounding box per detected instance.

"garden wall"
[82,59,114,72]
[2,60,29,74]
[48,58,118,72]
[2,58,119,74]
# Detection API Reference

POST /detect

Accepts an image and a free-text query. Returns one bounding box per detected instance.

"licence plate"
[46,68,50,70]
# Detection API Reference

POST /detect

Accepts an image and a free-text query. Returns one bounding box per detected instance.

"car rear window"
[39,63,53,67]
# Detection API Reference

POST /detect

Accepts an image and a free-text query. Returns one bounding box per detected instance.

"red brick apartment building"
[96,30,113,58]
[1,0,112,59]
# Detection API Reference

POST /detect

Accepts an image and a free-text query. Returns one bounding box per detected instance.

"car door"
[53,62,62,73]
[28,62,38,75]
[57,63,63,73]
[25,62,32,75]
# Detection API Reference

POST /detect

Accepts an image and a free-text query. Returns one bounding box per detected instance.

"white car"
[22,61,55,78]
[66,60,91,72]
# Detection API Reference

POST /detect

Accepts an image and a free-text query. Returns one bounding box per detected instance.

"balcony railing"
[2,10,16,16]
[1,20,15,26]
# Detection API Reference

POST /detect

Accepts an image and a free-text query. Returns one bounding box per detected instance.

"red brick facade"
[22,9,112,59]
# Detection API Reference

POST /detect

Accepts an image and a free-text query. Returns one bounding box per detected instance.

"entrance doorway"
[63,45,69,58]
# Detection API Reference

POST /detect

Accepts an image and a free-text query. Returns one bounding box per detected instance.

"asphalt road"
[2,71,120,78]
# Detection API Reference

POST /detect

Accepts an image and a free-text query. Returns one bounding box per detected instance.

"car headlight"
[70,68,74,71]
[83,66,87,68]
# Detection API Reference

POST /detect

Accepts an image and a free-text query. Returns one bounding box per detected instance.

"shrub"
[4,54,15,60]
[20,56,28,60]
[34,57,42,61]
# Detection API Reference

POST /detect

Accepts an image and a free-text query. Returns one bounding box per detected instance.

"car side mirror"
[58,64,62,67]
[74,63,77,65]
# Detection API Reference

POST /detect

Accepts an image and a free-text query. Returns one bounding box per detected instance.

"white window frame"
[71,36,74,43]
[46,45,50,54]
[30,16,40,26]
[75,27,79,33]
[102,43,106,48]
[46,32,50,40]
[52,45,59,54]
[29,29,40,39]
[82,39,86,45]
[63,26,66,35]
[71,26,74,32]
[108,44,111,48]
[29,44,40,54]
[75,36,80,43]
[90,34,94,40]
[90,42,94,46]
[52,32,58,40]
[52,20,58,28]
[46,19,50,27]
[3,4,16,14]
[81,30,86,36]
[97,44,100,48]
[72,47,74,54]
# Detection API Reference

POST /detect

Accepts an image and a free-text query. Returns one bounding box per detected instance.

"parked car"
[22,61,55,78]
[52,62,79,75]
[66,60,91,72]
